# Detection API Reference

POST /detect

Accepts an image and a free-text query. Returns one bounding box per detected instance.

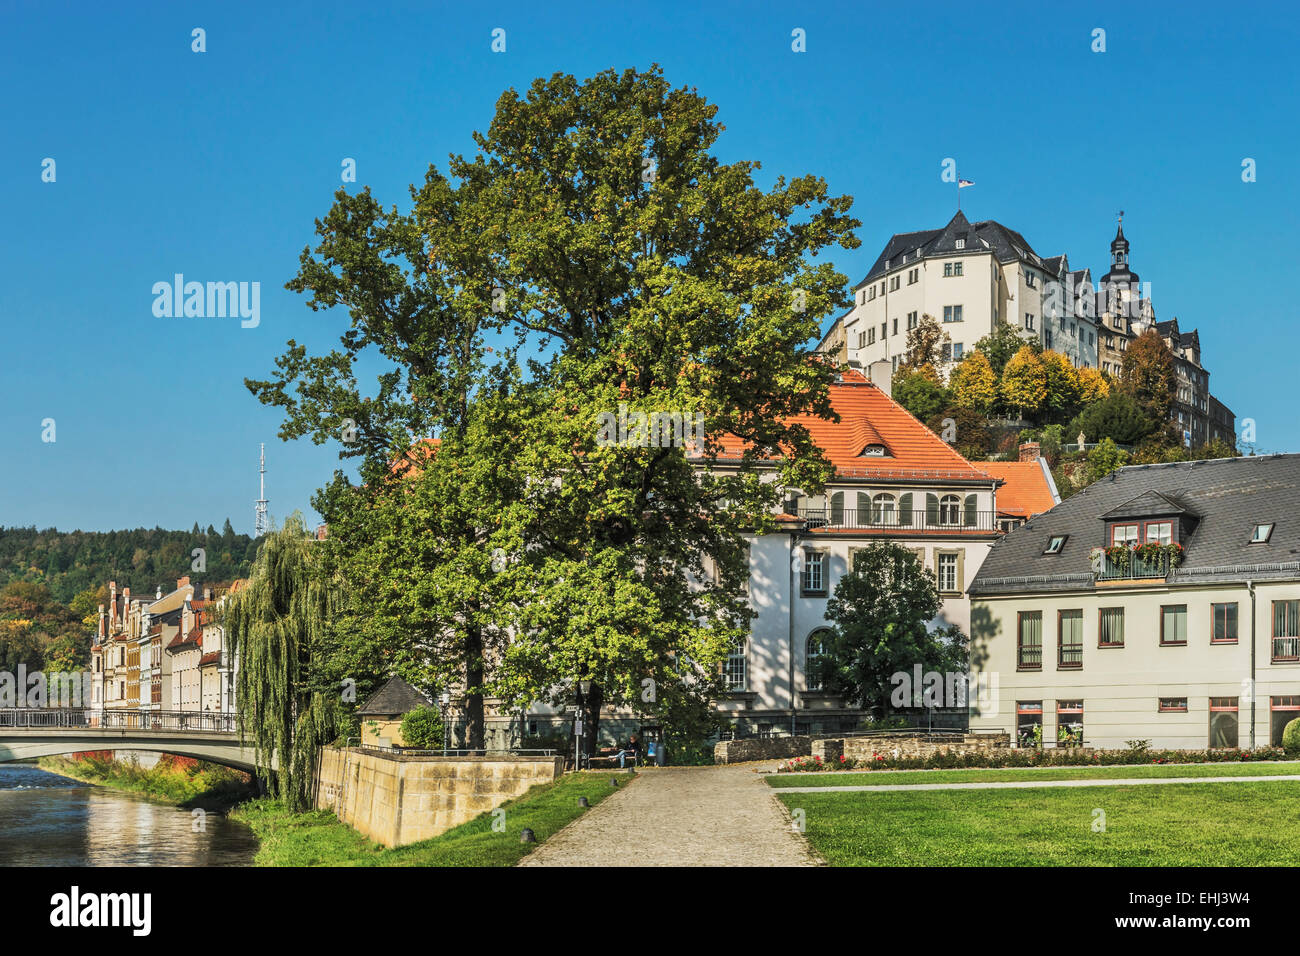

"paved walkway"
[518,765,819,867]
[774,774,1300,793]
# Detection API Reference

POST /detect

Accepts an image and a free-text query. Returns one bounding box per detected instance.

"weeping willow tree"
[223,514,342,810]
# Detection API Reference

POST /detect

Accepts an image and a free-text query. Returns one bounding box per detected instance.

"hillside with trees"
[0,522,259,605]
[891,318,1238,498]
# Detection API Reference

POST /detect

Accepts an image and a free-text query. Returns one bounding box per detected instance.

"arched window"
[938,494,961,525]
[871,493,896,525]
[806,629,833,691]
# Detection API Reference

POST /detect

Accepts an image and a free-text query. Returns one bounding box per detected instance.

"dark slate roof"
[1041,254,1067,277]
[1100,490,1195,519]
[357,676,431,716]
[970,454,1300,596]
[855,212,1046,287]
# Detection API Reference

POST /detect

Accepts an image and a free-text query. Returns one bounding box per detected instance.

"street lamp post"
[576,680,591,770]
[439,691,450,757]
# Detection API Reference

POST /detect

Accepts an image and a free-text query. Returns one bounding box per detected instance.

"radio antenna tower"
[254,443,269,537]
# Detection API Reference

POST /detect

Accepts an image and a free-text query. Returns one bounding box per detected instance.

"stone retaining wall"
[713,735,815,764]
[314,747,564,847]
[813,733,1010,761]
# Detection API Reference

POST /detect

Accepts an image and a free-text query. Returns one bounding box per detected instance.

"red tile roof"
[710,370,994,482]
[982,460,1059,518]
[199,651,221,666]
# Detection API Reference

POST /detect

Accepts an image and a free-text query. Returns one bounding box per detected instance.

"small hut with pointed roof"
[357,676,432,748]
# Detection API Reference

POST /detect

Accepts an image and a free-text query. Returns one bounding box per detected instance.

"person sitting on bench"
[614,733,641,768]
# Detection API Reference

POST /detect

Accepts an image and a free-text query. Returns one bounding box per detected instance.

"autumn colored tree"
[973,322,1029,376]
[1086,437,1129,482]
[949,351,997,414]
[999,346,1049,418]
[1076,365,1109,404]
[1039,350,1083,423]
[1121,328,1176,424]
[898,314,950,377]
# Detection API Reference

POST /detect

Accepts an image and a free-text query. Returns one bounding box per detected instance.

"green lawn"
[232,770,630,866]
[766,761,1300,788]
[778,780,1300,865]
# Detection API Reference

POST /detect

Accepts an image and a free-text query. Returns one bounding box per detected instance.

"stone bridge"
[0,709,266,772]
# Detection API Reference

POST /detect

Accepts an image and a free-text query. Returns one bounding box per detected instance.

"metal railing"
[0,708,237,733]
[356,744,557,757]
[1273,637,1300,662]
[798,508,999,532]
[1095,551,1175,581]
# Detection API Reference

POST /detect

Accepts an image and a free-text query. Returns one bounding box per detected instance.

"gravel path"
[774,774,1300,793]
[518,765,819,867]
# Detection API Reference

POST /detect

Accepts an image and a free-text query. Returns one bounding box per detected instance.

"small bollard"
[520,828,536,844]
[578,796,589,807]
[610,777,619,787]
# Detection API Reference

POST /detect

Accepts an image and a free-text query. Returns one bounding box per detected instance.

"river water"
[0,764,258,866]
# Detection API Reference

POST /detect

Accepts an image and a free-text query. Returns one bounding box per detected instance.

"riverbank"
[37,754,256,812]
[231,771,633,866]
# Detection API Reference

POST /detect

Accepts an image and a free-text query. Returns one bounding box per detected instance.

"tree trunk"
[582,683,604,760]
[464,626,485,753]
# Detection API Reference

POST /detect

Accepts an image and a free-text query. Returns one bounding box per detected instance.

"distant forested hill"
[0,522,260,604]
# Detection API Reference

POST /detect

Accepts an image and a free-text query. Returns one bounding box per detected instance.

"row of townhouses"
[89,576,242,717]
[818,212,1235,449]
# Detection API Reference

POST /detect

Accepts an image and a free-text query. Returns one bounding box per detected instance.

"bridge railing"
[0,708,237,734]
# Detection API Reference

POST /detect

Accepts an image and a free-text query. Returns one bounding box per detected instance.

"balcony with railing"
[798,507,999,533]
[1093,547,1180,582]
[1273,636,1300,663]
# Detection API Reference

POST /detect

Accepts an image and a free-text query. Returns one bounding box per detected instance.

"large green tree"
[815,543,967,716]
[248,66,860,755]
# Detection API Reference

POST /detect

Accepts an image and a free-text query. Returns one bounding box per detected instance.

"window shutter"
[926,493,939,525]
[964,494,977,526]
[857,491,870,519]
[956,551,965,592]
[899,493,913,526]
[831,491,844,525]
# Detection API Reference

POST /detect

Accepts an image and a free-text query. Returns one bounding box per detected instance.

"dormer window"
[955,238,965,250]
[1043,535,1067,555]
[1111,524,1139,547]
[1251,523,1274,544]
[1145,521,1172,545]
[860,444,888,457]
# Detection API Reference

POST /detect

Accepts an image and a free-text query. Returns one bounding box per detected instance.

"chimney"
[109,581,118,628]
[204,587,212,602]
[316,524,328,541]
[1019,441,1041,462]
[867,359,893,399]
[98,604,106,641]
[177,575,191,591]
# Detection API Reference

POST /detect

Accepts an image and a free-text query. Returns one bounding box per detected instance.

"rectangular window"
[1110,523,1139,547]
[857,331,866,349]
[1043,535,1067,555]
[1159,698,1188,713]
[1160,604,1188,645]
[1098,607,1124,647]
[1211,602,1238,644]
[907,311,918,330]
[1024,313,1035,330]
[952,342,964,360]
[944,262,953,277]
[1145,521,1172,544]
[892,317,898,336]
[1251,523,1274,543]
[1271,696,1300,746]
[1209,697,1239,748]
[1017,611,1042,669]
[937,553,959,593]
[1017,701,1043,748]
[890,276,900,291]
[880,322,887,340]
[1057,610,1083,668]
[943,305,963,323]
[1057,700,1083,747]
[1272,600,1300,661]
[908,267,919,284]
[953,261,963,276]
[801,551,826,596]
[868,286,876,301]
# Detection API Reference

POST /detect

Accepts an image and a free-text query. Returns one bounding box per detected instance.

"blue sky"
[3,0,1296,534]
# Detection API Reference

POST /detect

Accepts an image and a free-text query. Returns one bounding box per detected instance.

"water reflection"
[0,764,257,866]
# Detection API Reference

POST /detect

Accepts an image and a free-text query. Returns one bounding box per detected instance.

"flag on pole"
[958,179,975,188]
